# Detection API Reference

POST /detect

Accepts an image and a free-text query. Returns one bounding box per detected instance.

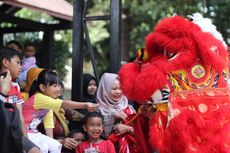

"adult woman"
[96,73,139,153]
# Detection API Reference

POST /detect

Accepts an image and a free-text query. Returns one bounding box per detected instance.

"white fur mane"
[188,13,227,48]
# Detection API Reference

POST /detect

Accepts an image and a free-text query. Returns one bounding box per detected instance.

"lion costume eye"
[136,48,149,64]
[186,15,193,21]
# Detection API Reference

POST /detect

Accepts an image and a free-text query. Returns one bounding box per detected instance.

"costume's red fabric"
[118,14,229,153]
[108,107,141,153]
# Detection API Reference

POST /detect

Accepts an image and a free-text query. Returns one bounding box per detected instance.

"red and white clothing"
[76,140,116,153]
[0,82,24,104]
[23,92,63,153]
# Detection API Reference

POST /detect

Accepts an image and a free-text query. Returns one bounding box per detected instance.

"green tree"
[86,0,229,64]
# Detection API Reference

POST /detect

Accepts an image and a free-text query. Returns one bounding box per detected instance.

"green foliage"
[82,0,229,75]
[52,40,71,80]
[15,8,58,24]
[121,0,230,54]
[204,0,230,44]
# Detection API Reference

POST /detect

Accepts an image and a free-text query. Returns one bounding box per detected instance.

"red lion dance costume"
[118,13,230,153]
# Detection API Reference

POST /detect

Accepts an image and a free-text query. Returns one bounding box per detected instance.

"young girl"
[75,111,116,153]
[69,73,98,130]
[82,73,97,103]
[22,70,98,153]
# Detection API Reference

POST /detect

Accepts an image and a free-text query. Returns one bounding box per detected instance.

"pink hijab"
[96,73,128,137]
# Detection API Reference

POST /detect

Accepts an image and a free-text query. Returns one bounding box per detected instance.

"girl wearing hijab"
[96,73,139,153]
[69,73,98,130]
[82,73,97,103]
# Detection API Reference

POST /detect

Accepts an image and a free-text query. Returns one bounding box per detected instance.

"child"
[0,70,23,153]
[0,47,41,153]
[68,129,85,144]
[76,111,116,153]
[18,42,37,90]
[62,129,85,153]
[69,73,98,130]
[23,69,98,153]
[82,73,97,103]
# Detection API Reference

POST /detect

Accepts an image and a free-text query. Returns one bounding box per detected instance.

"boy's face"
[5,55,21,79]
[25,46,36,57]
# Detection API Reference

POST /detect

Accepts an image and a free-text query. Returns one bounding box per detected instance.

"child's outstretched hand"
[86,103,99,112]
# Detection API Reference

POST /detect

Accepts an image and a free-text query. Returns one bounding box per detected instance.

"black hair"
[83,111,106,140]
[83,73,97,97]
[24,42,36,49]
[0,47,21,69]
[84,111,104,125]
[29,69,61,97]
[67,129,85,138]
[60,81,64,89]
[6,40,23,50]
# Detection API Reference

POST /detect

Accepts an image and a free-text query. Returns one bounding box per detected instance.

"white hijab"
[96,73,128,137]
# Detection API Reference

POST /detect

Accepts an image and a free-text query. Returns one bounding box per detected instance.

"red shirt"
[76,140,116,153]
[0,82,24,105]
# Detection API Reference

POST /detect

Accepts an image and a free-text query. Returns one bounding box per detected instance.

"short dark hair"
[84,111,103,125]
[24,42,36,49]
[67,129,85,138]
[6,40,23,50]
[0,47,21,69]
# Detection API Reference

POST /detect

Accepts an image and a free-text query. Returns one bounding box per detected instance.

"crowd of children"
[0,40,141,153]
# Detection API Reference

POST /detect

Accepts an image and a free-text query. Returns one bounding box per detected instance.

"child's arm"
[61,100,98,112]
[43,110,54,138]
[45,128,54,138]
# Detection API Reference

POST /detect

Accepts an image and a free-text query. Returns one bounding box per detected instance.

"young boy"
[0,47,41,153]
